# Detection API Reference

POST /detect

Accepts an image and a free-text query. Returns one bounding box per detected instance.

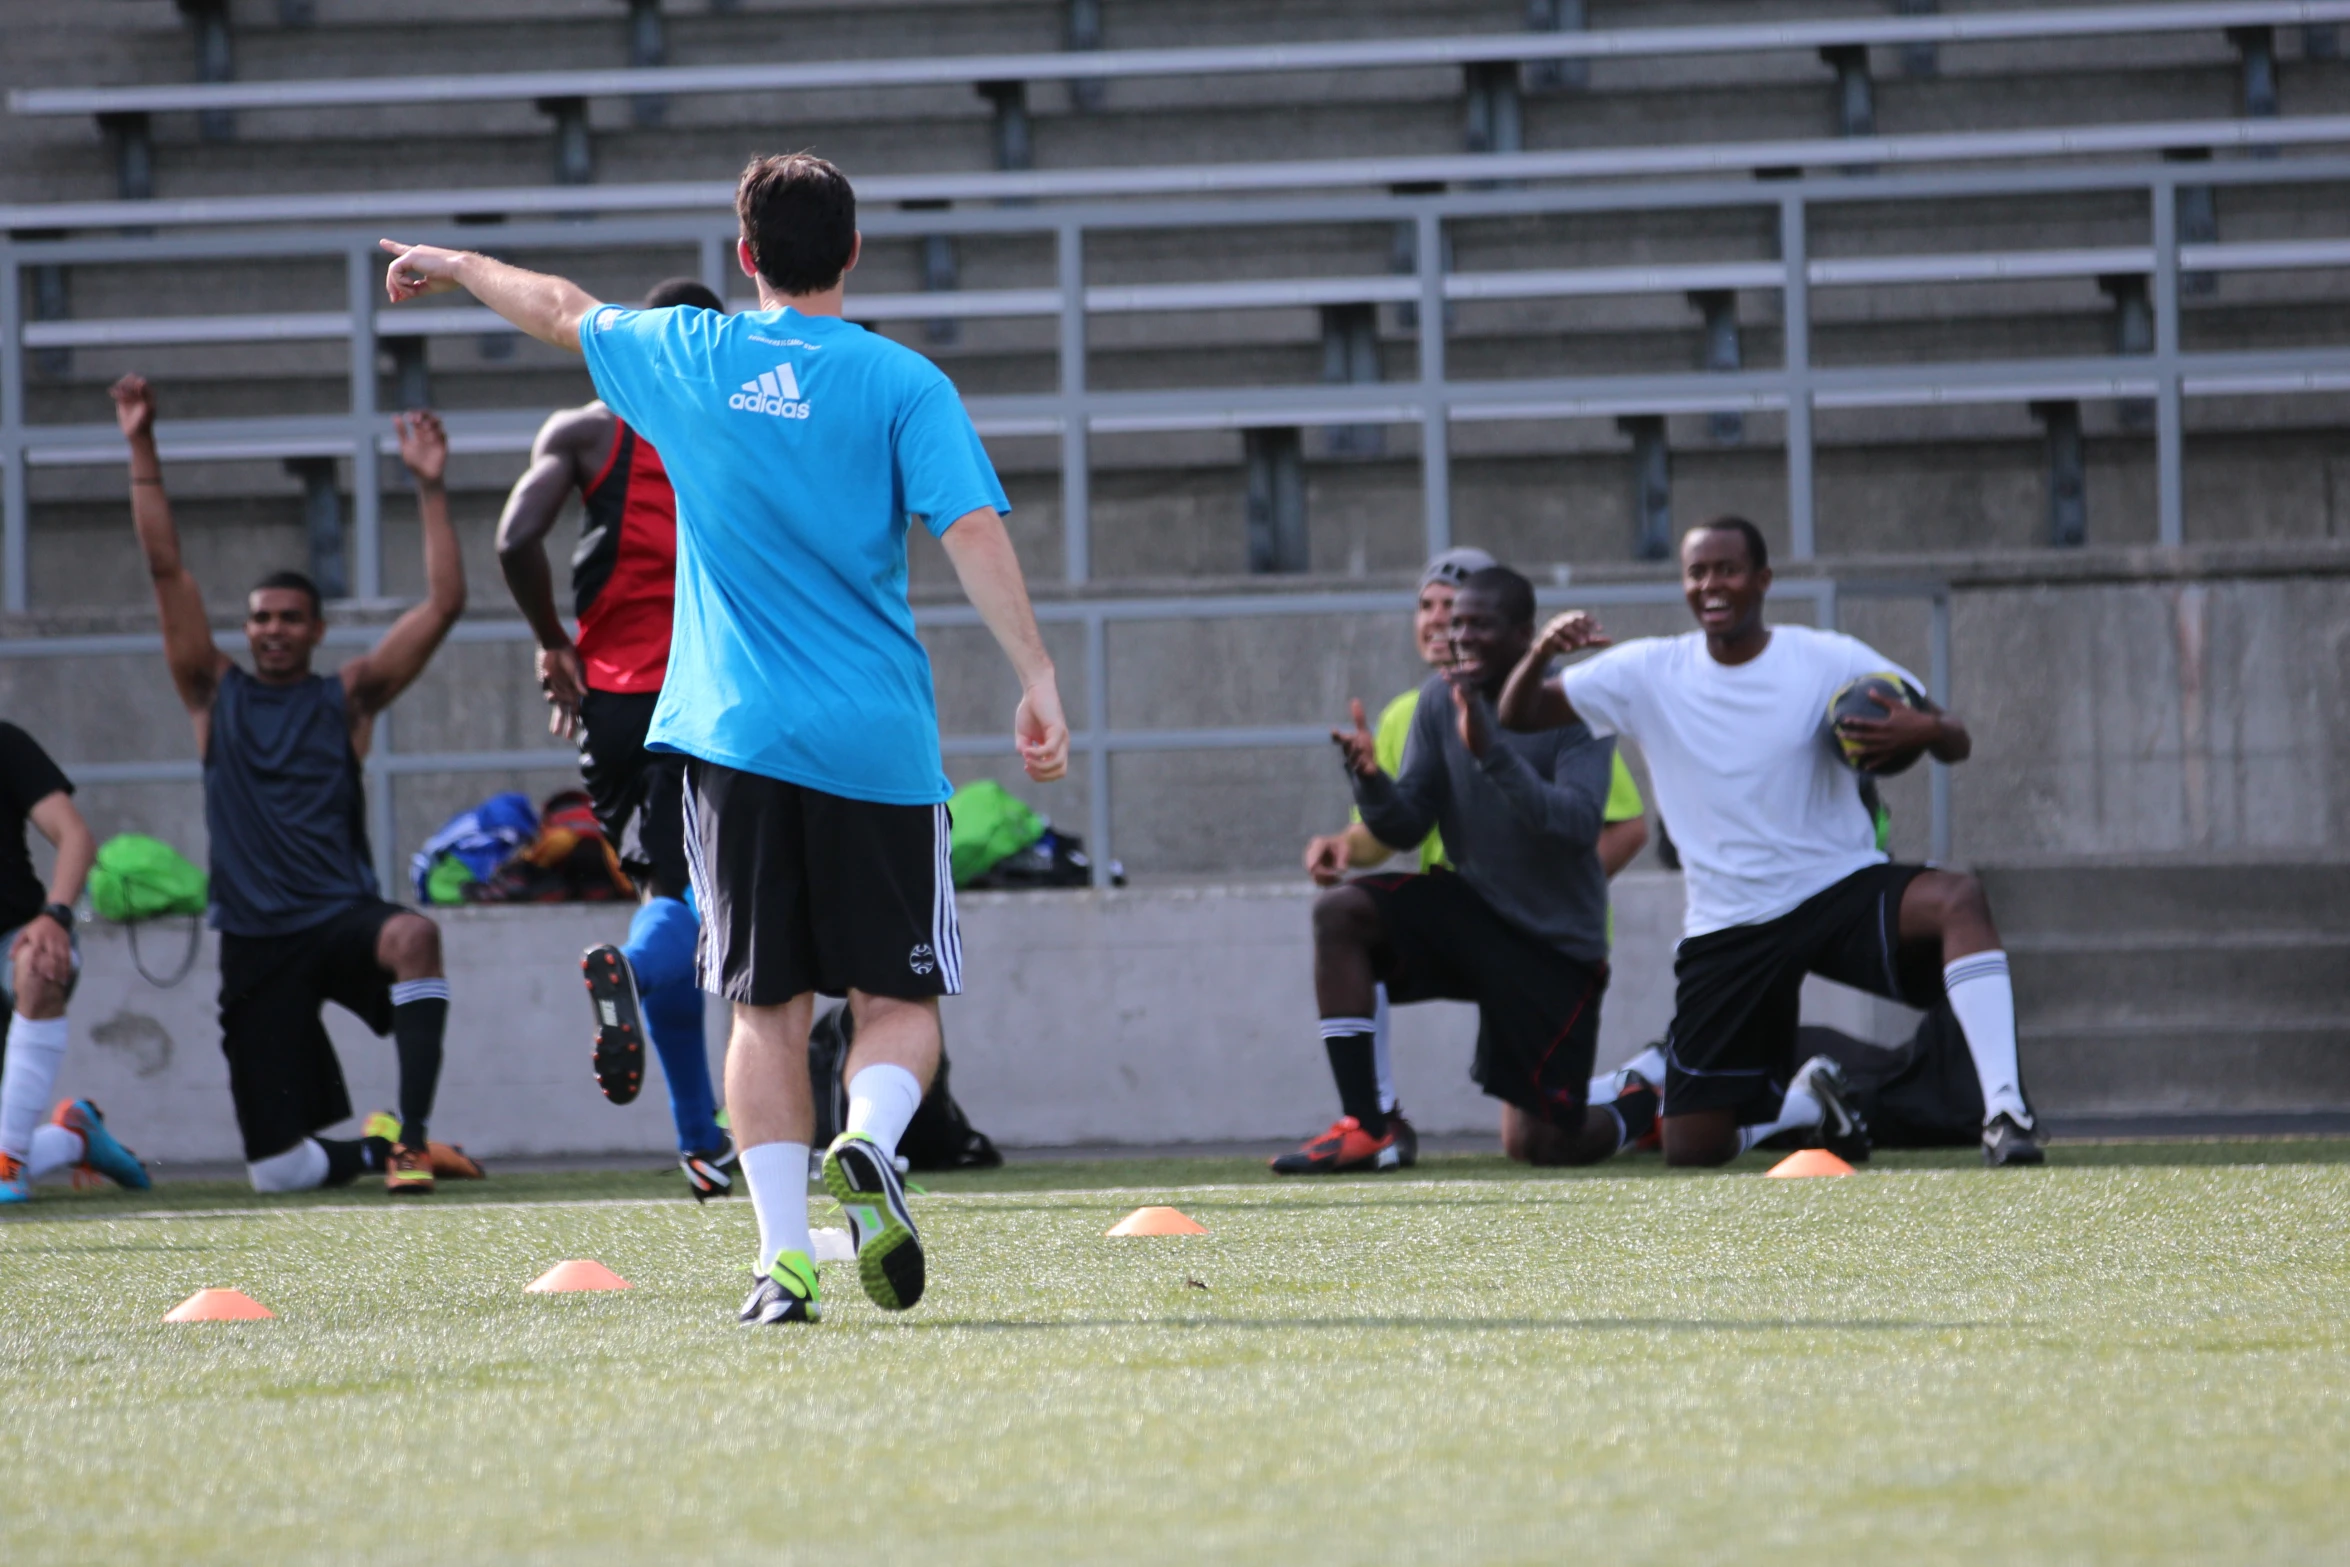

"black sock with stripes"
[1319,1017,1385,1137]
[390,977,450,1149]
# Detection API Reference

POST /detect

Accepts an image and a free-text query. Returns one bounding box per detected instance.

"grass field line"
[0,1164,2161,1228]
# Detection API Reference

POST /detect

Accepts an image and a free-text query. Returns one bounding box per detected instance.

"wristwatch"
[40,902,74,932]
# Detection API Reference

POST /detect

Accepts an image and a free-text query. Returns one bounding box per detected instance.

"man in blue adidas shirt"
[382,153,1069,1327]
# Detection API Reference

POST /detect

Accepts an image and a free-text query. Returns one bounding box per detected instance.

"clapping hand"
[1447,671,1493,758]
[1534,610,1611,659]
[1331,698,1381,779]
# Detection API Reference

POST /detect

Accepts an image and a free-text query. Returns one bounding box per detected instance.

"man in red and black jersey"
[496,277,734,1199]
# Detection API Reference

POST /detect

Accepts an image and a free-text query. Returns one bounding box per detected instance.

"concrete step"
[2009,932,2350,1027]
[2022,1022,2350,1116]
[1981,861,2350,940]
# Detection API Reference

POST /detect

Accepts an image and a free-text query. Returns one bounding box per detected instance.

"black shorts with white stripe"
[681,759,962,1006]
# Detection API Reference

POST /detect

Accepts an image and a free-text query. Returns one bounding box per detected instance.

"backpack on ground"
[86,833,208,986]
[1798,1007,1996,1148]
[806,1002,1003,1172]
[410,790,538,904]
[946,779,1046,886]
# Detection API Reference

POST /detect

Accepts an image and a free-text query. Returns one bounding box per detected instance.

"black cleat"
[823,1134,925,1311]
[1388,1109,1420,1169]
[580,944,645,1105]
[738,1254,821,1326]
[681,1137,738,1202]
[1982,1111,2046,1168]
[1792,1054,1871,1164]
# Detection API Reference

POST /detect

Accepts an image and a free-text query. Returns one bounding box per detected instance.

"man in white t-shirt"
[1497,517,2041,1169]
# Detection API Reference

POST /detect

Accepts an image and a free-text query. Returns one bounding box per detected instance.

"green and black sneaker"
[822,1133,925,1311]
[739,1250,821,1326]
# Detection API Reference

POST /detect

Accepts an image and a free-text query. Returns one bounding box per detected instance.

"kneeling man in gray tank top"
[113,374,480,1196]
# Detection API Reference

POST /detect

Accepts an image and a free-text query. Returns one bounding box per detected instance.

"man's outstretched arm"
[379,240,603,351]
[937,507,1069,783]
[111,375,229,719]
[1496,611,1609,732]
[345,411,466,718]
[498,406,610,738]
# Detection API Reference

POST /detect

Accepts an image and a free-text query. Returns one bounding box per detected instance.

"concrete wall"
[10,545,2346,887]
[40,873,1925,1167]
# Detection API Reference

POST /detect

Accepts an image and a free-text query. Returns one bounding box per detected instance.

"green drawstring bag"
[946,780,1046,887]
[88,833,209,923]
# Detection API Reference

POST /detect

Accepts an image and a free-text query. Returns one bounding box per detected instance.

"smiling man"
[1496,517,2040,1169]
[1274,565,1656,1174]
[115,375,482,1196]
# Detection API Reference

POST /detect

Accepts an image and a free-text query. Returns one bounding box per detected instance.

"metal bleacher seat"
[11,2,2350,202]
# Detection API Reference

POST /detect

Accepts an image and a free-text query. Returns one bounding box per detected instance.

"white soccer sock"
[1589,1043,1670,1106]
[0,1013,70,1162]
[1371,984,1397,1115]
[248,1138,330,1193]
[1944,951,2030,1126]
[741,1140,812,1276]
[26,1123,81,1181]
[1738,1082,1824,1154]
[843,1063,925,1160]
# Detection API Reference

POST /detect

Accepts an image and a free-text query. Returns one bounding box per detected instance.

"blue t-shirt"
[578,304,1009,805]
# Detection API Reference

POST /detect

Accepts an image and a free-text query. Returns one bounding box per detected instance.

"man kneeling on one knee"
[1273,566,1657,1174]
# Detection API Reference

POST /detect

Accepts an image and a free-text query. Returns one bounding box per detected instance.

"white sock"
[1944,951,2030,1126]
[741,1140,812,1277]
[26,1123,81,1181]
[1589,1043,1671,1106]
[0,1013,70,1161]
[1371,985,1397,1114]
[1738,1082,1824,1154]
[248,1138,330,1193]
[843,1063,925,1159]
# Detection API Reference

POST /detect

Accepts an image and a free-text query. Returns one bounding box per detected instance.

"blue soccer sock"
[623,897,722,1155]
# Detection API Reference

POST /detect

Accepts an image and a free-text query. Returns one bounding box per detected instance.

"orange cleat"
[425,1141,485,1180]
[385,1144,435,1196]
[1269,1115,1404,1175]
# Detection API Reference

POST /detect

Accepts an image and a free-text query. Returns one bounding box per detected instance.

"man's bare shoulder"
[534,401,619,477]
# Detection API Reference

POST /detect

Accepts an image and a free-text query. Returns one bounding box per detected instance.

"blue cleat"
[52,1100,152,1191]
[0,1153,29,1205]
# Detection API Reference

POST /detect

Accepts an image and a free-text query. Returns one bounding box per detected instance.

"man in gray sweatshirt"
[1273,566,1659,1173]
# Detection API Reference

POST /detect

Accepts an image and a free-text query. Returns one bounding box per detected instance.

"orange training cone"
[526,1259,633,1293]
[1106,1206,1208,1237]
[1766,1148,1856,1179]
[164,1288,274,1322]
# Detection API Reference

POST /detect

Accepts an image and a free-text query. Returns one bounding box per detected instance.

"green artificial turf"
[4,1151,2347,1565]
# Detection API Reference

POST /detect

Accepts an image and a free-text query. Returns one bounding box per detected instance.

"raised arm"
[498,405,612,739]
[936,506,1069,783]
[1497,611,1608,732]
[343,410,466,718]
[111,375,229,720]
[379,240,602,351]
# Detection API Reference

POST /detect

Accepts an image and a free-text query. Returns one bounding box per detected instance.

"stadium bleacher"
[2,2,2345,990]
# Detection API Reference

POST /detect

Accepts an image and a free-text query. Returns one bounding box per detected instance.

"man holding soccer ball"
[1498,517,2041,1169]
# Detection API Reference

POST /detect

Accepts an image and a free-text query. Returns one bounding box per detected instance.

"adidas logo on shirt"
[727,363,811,419]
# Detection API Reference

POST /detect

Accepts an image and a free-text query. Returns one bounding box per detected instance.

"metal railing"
[7,577,1957,892]
[8,155,2350,614]
[5,110,2350,231]
[13,1,2342,117]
